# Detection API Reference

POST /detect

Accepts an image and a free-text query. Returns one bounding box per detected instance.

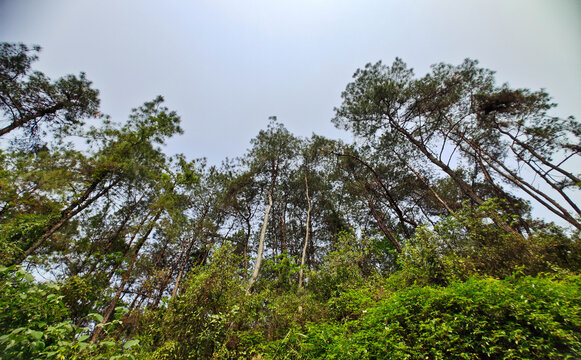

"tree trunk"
[298,173,312,289]
[90,210,161,343]
[400,157,455,215]
[388,116,525,238]
[455,130,581,230]
[333,151,416,233]
[12,176,120,265]
[247,190,273,294]
[495,124,581,185]
[363,190,402,253]
[170,209,210,300]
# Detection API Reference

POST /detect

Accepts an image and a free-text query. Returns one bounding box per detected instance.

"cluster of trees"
[1,42,579,359]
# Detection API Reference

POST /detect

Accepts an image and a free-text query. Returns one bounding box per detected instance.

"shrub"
[141,243,247,359]
[308,231,376,301]
[0,266,138,360]
[262,273,581,359]
[399,199,581,285]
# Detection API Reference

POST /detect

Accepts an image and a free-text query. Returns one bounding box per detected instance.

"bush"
[0,265,72,359]
[308,231,377,301]
[399,199,581,285]
[141,243,247,359]
[0,266,138,360]
[262,273,581,359]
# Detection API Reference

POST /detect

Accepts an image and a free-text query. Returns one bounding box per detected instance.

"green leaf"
[100,340,116,348]
[123,339,139,349]
[88,313,104,322]
[29,330,43,340]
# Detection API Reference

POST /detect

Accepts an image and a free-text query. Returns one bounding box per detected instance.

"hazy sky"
[1,0,580,165]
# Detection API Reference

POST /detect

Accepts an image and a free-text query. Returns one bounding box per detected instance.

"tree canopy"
[1,43,579,359]
[0,43,100,146]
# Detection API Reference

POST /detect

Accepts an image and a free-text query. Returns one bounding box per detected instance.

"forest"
[0,42,580,359]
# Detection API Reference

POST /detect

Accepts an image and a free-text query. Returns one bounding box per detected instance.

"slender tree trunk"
[243,215,251,280]
[13,177,120,265]
[101,208,155,284]
[151,257,182,309]
[495,124,581,185]
[471,150,532,233]
[170,209,210,300]
[247,190,273,294]
[388,116,525,238]
[90,210,161,343]
[299,173,312,289]
[333,151,416,232]
[400,157,455,215]
[456,132,581,230]
[131,238,170,309]
[440,114,581,229]
[509,144,581,216]
[76,199,139,277]
[363,190,402,253]
[170,237,195,301]
[280,201,288,254]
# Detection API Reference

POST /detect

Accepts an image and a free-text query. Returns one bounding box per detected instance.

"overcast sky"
[1,0,580,165]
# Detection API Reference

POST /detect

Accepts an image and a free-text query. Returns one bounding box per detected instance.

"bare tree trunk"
[243,215,251,280]
[170,239,194,300]
[12,177,120,265]
[76,198,142,277]
[400,157,455,215]
[90,210,161,344]
[333,151,417,233]
[388,116,525,238]
[509,144,581,216]
[247,190,273,294]
[457,132,581,230]
[103,208,154,284]
[495,124,581,185]
[299,173,312,289]
[170,209,210,300]
[280,201,288,254]
[363,191,402,253]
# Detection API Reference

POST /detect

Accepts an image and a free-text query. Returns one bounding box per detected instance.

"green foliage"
[60,275,105,325]
[0,42,100,145]
[140,243,246,359]
[0,266,137,360]
[253,252,301,293]
[308,231,377,301]
[0,265,70,359]
[263,274,581,359]
[0,149,70,265]
[399,199,581,286]
[137,244,334,360]
[2,44,580,360]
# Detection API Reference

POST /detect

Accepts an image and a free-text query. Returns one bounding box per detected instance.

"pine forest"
[1,42,580,359]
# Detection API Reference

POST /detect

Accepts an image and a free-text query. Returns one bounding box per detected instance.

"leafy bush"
[138,245,331,359]
[252,252,301,294]
[0,265,72,359]
[399,199,581,285]
[140,243,247,359]
[262,273,580,359]
[0,266,137,360]
[308,231,377,301]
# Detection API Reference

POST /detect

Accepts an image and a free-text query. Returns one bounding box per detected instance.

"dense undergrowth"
[2,209,580,359]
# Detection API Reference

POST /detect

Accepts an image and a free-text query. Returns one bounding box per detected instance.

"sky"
[1,0,580,166]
